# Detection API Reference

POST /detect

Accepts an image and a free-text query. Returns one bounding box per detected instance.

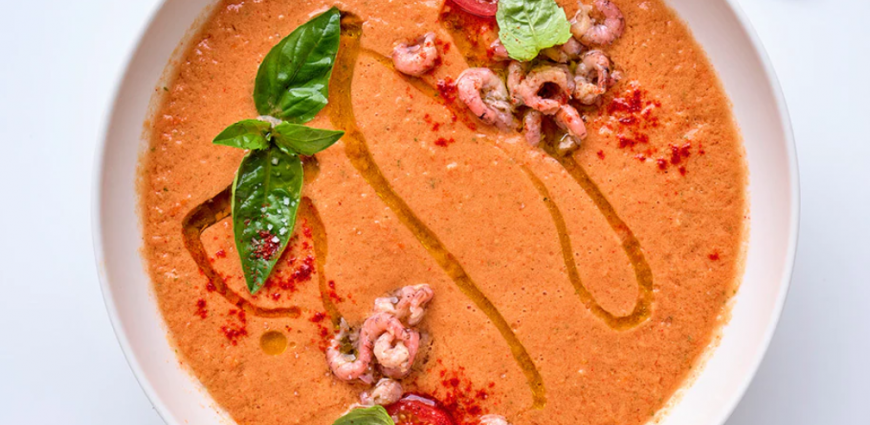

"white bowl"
[93,1,799,424]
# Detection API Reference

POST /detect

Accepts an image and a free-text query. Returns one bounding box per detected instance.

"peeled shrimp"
[374,333,417,378]
[574,50,618,105]
[392,32,440,77]
[360,378,404,406]
[489,39,510,61]
[457,68,518,131]
[374,284,434,326]
[326,319,373,381]
[507,61,526,105]
[523,110,543,147]
[554,104,587,153]
[327,313,420,381]
[367,312,420,379]
[479,415,512,425]
[541,37,585,63]
[511,64,574,115]
[571,0,625,46]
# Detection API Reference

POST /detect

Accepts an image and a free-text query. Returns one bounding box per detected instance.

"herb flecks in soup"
[140,0,747,424]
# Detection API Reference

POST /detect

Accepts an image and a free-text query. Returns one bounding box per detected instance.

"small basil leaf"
[213,119,273,150]
[272,122,344,156]
[254,7,341,123]
[332,406,395,425]
[497,0,573,61]
[231,145,304,293]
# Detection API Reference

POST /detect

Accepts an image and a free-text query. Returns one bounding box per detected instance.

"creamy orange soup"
[139,1,746,424]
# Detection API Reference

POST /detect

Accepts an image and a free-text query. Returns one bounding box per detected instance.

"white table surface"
[1,0,867,424]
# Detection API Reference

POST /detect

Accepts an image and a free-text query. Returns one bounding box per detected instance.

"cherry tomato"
[450,0,498,18]
[387,396,456,425]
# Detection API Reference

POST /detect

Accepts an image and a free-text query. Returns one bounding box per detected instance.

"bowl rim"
[91,1,800,424]
[700,1,800,423]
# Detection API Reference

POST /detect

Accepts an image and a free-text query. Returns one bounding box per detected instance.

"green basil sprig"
[254,7,342,123]
[496,0,572,61]
[332,406,395,425]
[213,7,344,294]
[231,145,303,294]
[273,122,345,156]
[213,119,273,150]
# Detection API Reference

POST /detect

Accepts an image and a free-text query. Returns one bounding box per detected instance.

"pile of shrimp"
[326,284,435,406]
[326,285,514,425]
[391,0,625,155]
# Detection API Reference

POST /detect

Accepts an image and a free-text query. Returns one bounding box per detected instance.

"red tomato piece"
[387,397,456,425]
[450,0,498,17]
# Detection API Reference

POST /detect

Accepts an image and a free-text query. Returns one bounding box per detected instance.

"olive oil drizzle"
[331,16,546,409]
[181,186,299,318]
[181,187,340,321]
[546,152,654,328]
[374,19,656,329]
[361,47,655,328]
[297,196,343,325]
[358,49,480,130]
[520,163,653,329]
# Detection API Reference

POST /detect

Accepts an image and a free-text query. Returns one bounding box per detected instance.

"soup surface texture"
[139,1,746,424]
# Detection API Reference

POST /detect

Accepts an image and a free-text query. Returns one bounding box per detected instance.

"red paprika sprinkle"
[608,89,644,114]
[608,88,660,152]
[428,367,492,425]
[597,150,605,160]
[327,280,344,302]
[309,312,326,323]
[263,253,315,295]
[220,309,248,345]
[618,116,638,125]
[617,133,649,149]
[435,137,456,147]
[669,142,692,165]
[251,229,280,260]
[709,252,720,261]
[214,249,226,259]
[308,312,332,351]
[195,299,207,319]
[423,114,444,132]
[654,142,692,175]
[656,158,668,170]
[292,256,315,282]
[437,78,458,104]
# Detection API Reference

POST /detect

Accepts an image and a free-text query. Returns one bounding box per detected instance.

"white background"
[0,0,867,424]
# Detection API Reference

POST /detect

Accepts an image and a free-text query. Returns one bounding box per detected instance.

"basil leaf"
[254,7,341,123]
[332,406,395,425]
[272,122,344,156]
[213,119,273,150]
[496,0,573,61]
[231,145,304,293]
